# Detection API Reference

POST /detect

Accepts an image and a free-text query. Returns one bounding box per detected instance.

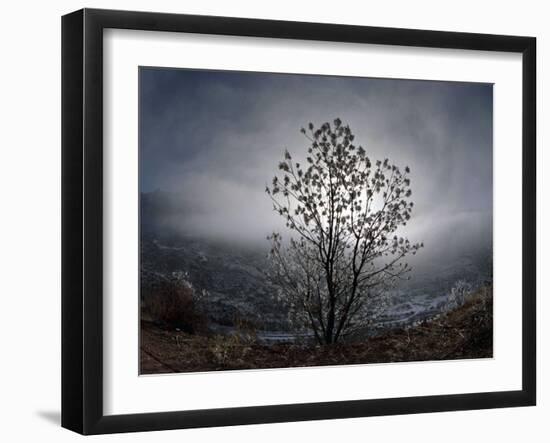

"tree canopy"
[266,119,423,344]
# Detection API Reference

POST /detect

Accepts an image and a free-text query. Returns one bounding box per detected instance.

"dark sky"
[139,67,493,265]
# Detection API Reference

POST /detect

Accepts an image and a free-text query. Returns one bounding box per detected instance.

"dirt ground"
[140,289,492,374]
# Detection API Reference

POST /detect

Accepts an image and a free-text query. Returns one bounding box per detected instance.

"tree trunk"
[325,295,336,344]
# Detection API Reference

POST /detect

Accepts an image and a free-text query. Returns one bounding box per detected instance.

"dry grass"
[140,285,493,374]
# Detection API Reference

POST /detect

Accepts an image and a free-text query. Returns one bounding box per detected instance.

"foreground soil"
[140,290,492,374]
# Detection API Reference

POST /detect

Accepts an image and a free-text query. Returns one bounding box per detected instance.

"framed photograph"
[62,8,536,435]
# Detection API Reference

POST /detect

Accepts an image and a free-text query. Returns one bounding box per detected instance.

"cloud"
[139,67,493,265]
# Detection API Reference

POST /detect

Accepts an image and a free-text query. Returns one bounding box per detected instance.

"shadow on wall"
[36,410,60,426]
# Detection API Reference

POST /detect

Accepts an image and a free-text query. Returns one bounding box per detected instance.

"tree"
[265,119,423,344]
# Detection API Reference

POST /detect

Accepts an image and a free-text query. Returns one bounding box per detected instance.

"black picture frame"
[61,8,536,435]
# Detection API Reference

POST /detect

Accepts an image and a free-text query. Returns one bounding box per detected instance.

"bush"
[208,334,253,368]
[143,281,206,333]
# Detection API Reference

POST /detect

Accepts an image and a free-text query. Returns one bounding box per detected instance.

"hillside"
[140,286,492,374]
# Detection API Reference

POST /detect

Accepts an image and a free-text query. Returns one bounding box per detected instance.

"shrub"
[233,316,258,342]
[144,280,206,333]
[444,279,473,311]
[208,334,252,368]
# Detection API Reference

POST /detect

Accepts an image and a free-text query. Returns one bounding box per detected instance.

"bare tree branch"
[266,120,423,344]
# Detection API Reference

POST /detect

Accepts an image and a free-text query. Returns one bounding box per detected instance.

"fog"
[140,67,493,271]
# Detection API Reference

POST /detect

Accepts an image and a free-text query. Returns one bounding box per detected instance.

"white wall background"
[0,0,546,441]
